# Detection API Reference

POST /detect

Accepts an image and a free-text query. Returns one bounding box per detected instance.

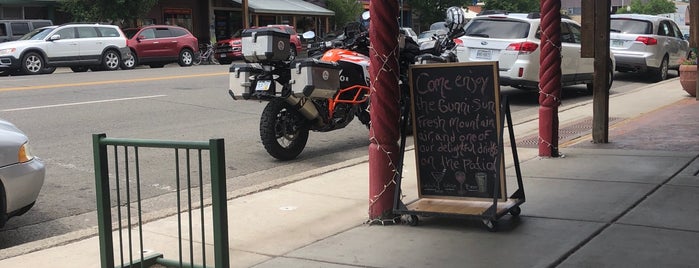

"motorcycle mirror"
[361,11,370,21]
[302,31,316,40]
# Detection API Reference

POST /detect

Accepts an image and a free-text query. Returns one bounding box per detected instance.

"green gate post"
[209,138,229,267]
[93,133,114,268]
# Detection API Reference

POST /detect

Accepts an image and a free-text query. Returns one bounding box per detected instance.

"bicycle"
[194,42,219,65]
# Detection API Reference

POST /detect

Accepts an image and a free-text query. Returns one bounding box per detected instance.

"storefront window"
[214,10,242,41]
[2,7,22,19]
[24,7,48,19]
[164,8,193,32]
[258,15,275,26]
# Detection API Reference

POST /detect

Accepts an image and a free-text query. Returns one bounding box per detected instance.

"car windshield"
[123,28,139,39]
[230,29,244,38]
[18,27,54,40]
[464,19,530,39]
[610,19,652,34]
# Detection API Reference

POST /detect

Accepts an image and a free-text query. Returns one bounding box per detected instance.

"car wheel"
[101,49,121,71]
[70,66,89,72]
[289,44,297,61]
[121,53,137,70]
[20,52,45,75]
[41,66,56,74]
[178,48,194,67]
[652,55,669,82]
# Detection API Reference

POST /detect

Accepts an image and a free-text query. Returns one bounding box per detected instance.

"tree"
[616,0,676,14]
[59,0,158,27]
[483,0,540,13]
[406,0,465,31]
[325,0,364,31]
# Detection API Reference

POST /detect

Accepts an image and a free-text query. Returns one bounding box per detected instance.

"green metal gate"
[93,133,229,268]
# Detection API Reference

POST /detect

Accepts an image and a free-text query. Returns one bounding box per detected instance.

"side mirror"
[302,31,316,40]
[49,34,60,41]
[136,35,146,41]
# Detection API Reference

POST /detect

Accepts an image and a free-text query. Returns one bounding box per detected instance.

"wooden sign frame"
[407,61,506,201]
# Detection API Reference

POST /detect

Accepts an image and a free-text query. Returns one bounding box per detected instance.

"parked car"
[214,24,302,64]
[610,14,690,81]
[121,25,198,69]
[0,118,44,228]
[456,12,614,92]
[0,23,130,75]
[0,20,53,43]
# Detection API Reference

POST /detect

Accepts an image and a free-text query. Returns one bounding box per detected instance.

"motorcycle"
[228,23,420,160]
[228,24,374,160]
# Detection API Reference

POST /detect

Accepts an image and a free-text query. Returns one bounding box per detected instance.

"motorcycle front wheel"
[260,99,310,160]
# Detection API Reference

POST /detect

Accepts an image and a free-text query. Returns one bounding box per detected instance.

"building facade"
[0,0,334,43]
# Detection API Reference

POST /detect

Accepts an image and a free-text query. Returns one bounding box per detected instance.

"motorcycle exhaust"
[285,94,325,127]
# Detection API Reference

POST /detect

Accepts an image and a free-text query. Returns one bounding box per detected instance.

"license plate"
[255,80,272,91]
[476,49,492,60]
[611,40,624,47]
[220,53,227,58]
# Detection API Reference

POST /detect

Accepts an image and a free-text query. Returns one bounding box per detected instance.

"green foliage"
[59,0,158,25]
[406,0,465,30]
[616,0,676,15]
[483,0,540,13]
[326,0,364,30]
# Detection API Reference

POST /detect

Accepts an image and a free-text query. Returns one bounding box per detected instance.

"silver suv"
[456,13,614,92]
[610,14,689,81]
[0,23,130,75]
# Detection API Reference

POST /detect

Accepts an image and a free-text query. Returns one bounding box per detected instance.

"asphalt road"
[0,62,669,251]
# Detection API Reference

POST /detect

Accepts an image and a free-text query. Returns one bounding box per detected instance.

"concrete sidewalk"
[1,78,698,267]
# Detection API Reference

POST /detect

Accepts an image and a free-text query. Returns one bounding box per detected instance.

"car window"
[54,27,75,39]
[76,26,98,38]
[671,23,683,39]
[97,26,119,37]
[610,19,651,34]
[563,22,582,44]
[658,21,671,36]
[11,22,30,36]
[32,21,52,29]
[464,19,530,39]
[0,24,6,36]
[154,28,172,38]
[140,28,155,39]
[170,27,188,37]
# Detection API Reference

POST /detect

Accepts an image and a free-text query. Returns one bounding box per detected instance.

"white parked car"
[456,13,614,92]
[610,14,690,81]
[0,119,44,228]
[0,23,130,75]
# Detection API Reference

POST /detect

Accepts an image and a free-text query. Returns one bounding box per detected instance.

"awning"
[233,0,334,16]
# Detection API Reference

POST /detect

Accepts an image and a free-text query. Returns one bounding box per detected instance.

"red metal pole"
[538,0,562,157]
[368,0,400,220]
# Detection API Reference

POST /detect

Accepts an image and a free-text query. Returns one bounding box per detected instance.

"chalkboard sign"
[408,62,506,200]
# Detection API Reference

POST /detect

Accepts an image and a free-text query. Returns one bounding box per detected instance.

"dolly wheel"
[483,219,498,232]
[405,215,419,226]
[510,206,521,217]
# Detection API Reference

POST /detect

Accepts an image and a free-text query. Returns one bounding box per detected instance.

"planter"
[679,64,697,97]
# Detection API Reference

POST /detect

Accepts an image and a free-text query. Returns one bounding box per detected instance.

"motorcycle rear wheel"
[260,99,310,160]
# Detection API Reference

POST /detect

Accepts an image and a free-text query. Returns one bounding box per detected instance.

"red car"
[121,25,199,69]
[214,24,302,64]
